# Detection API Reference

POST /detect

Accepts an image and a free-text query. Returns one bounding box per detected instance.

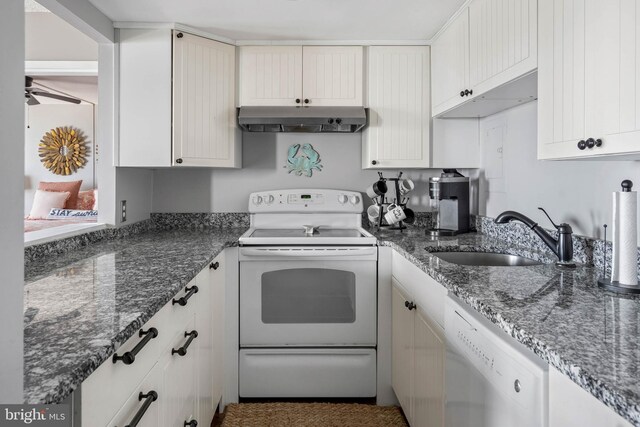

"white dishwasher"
[445,296,548,427]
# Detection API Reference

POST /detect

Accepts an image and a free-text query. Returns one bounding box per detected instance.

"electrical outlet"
[121,200,127,222]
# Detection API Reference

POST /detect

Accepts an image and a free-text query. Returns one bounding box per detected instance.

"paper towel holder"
[597,206,640,294]
[597,278,640,294]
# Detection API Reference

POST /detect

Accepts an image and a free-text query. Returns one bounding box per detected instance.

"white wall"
[25,12,98,61]
[153,132,455,213]
[116,168,154,225]
[37,0,114,43]
[478,101,640,240]
[24,103,95,215]
[0,0,24,403]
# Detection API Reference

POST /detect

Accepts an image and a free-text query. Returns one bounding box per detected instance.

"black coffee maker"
[426,169,470,236]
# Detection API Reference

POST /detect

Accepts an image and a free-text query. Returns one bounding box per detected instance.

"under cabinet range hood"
[238,106,367,133]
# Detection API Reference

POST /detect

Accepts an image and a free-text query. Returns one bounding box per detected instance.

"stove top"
[249,228,366,238]
[241,189,376,246]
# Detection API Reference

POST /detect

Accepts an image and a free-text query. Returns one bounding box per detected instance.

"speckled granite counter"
[374,228,640,426]
[23,223,640,425]
[23,228,246,405]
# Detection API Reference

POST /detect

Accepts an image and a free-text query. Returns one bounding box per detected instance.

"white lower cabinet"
[196,254,225,425]
[82,252,226,427]
[412,309,445,427]
[391,250,447,427]
[392,279,445,427]
[549,367,631,427]
[391,282,415,419]
[107,364,162,427]
[159,316,198,427]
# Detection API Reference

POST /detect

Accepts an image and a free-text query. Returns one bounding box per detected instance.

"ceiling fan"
[25,76,82,105]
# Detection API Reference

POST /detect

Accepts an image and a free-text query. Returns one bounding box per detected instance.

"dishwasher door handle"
[455,310,478,331]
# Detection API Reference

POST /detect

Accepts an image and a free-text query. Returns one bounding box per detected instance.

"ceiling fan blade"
[31,90,81,104]
[26,95,40,106]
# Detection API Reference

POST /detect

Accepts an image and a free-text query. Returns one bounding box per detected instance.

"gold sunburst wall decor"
[38,126,88,175]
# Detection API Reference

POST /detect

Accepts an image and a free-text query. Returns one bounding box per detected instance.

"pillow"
[28,190,71,219]
[77,190,95,211]
[38,180,82,209]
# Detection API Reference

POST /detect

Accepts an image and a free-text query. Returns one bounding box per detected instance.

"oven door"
[239,246,377,347]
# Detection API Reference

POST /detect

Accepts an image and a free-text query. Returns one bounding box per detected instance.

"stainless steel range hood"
[238,106,367,133]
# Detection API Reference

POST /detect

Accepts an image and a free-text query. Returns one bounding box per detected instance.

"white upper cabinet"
[431,9,470,116]
[119,29,173,167]
[301,46,363,106]
[119,29,241,168]
[468,0,537,94]
[173,32,240,167]
[239,46,364,106]
[431,0,537,118]
[363,46,431,169]
[238,46,303,106]
[538,0,640,159]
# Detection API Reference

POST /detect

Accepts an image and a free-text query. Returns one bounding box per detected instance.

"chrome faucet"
[494,208,575,267]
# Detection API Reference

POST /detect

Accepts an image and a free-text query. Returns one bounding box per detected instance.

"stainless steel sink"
[432,252,542,267]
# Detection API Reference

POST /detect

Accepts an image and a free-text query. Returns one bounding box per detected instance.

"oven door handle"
[240,247,377,258]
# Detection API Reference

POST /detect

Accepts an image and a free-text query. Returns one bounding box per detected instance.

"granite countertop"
[374,228,640,426]
[23,224,640,425]
[23,228,246,404]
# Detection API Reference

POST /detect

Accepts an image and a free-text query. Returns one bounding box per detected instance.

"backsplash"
[151,213,250,230]
[25,212,637,279]
[475,215,635,277]
[364,211,435,229]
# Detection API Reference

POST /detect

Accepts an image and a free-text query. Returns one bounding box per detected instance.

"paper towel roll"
[612,191,638,286]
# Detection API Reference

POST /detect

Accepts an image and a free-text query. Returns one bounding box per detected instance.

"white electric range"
[238,189,378,398]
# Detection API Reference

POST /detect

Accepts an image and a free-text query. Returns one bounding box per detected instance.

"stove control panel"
[248,189,363,213]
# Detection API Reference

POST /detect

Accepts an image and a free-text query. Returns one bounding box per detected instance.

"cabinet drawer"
[105,363,162,427]
[158,315,198,427]
[239,348,376,398]
[82,279,199,426]
[392,251,446,328]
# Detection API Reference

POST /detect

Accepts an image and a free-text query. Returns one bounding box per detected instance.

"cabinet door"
[159,316,198,427]
[210,254,225,408]
[173,32,240,168]
[391,279,414,424]
[364,46,430,169]
[549,367,632,427]
[301,46,363,106]
[413,309,445,427]
[195,254,225,425]
[468,0,537,94]
[195,267,214,426]
[584,0,640,156]
[431,9,469,116]
[239,46,303,106]
[538,0,588,159]
[107,363,162,427]
[539,0,640,159]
